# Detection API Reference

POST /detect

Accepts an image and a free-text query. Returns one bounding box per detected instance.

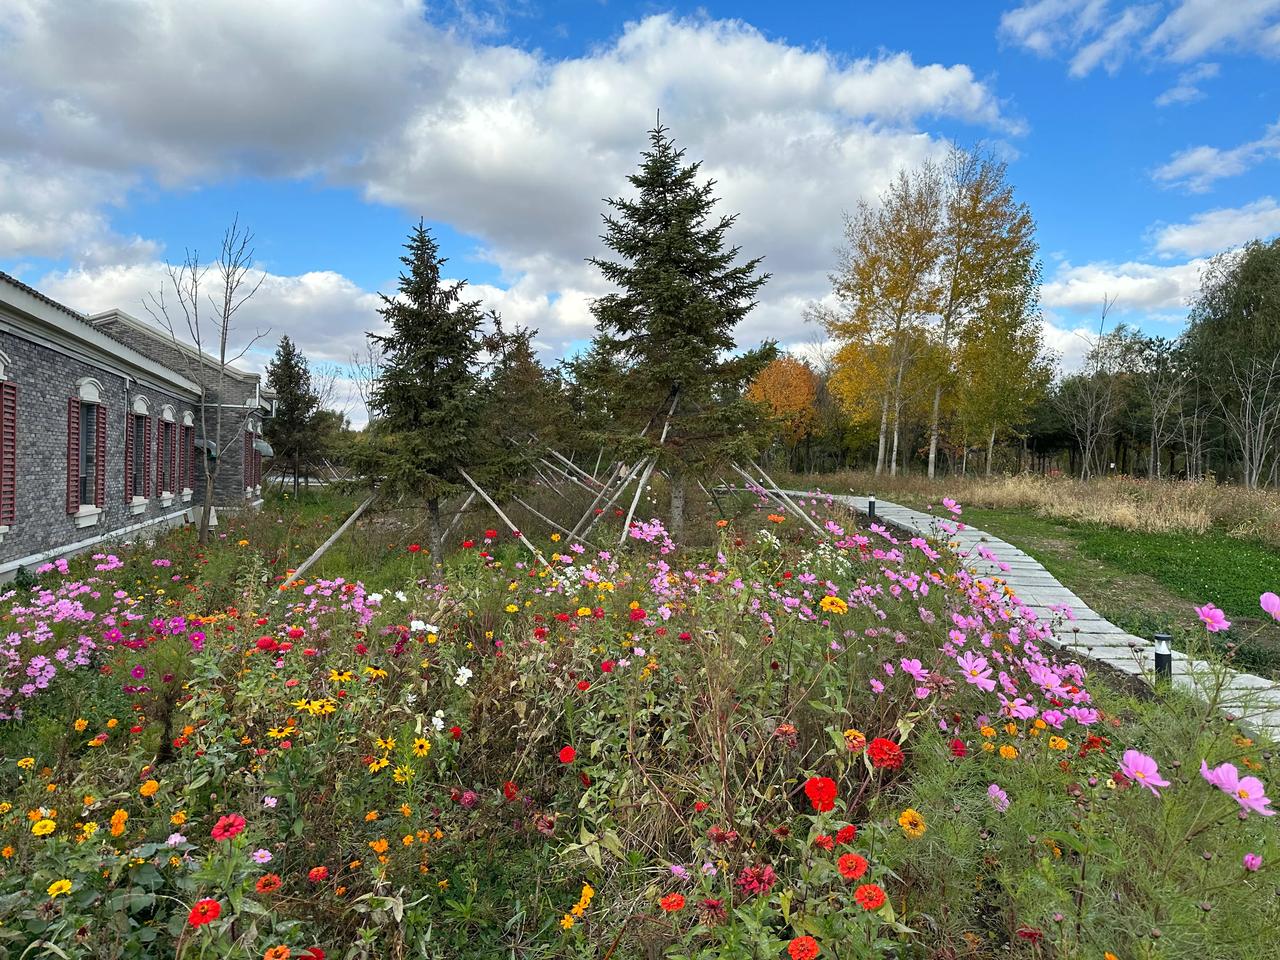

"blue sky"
[1,0,1278,421]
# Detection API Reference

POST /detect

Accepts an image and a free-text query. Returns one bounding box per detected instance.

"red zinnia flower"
[576,680,590,691]
[600,660,615,673]
[950,738,967,758]
[308,865,329,883]
[558,745,576,764]
[658,892,685,912]
[867,738,904,770]
[837,852,868,881]
[461,539,475,548]
[449,725,462,739]
[854,883,886,910]
[629,608,646,621]
[788,935,820,960]
[484,529,498,539]
[812,833,834,851]
[836,824,857,844]
[211,813,246,841]
[502,780,519,801]
[407,544,421,553]
[188,898,222,926]
[256,873,283,893]
[302,950,325,960]
[803,776,838,812]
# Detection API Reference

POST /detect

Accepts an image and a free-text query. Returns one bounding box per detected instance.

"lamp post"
[1154,633,1173,684]
[867,495,876,520]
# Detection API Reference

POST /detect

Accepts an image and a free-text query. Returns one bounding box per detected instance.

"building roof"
[0,272,202,396]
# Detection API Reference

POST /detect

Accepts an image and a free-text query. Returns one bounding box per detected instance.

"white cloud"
[1150,197,1280,256]
[1154,61,1219,106]
[2,6,1020,394]
[1147,0,1280,62]
[1000,0,1280,75]
[1152,117,1280,191]
[1040,257,1205,311]
[1040,315,1095,373]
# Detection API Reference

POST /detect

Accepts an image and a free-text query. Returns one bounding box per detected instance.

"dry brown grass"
[786,471,1280,548]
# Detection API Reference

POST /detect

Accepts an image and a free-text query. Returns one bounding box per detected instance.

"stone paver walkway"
[797,492,1280,738]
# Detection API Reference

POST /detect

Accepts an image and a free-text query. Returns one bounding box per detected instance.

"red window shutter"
[124,414,134,502]
[154,419,163,493]
[143,416,152,498]
[184,424,194,490]
[244,430,251,487]
[0,383,16,524]
[66,398,80,514]
[94,404,107,508]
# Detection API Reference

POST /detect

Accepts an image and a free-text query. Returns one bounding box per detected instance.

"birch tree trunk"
[927,384,941,479]
[875,397,888,476]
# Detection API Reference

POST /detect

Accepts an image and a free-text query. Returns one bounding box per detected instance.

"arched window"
[126,396,151,507]
[68,378,106,522]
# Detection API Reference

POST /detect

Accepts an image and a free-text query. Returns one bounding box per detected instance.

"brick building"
[0,272,274,577]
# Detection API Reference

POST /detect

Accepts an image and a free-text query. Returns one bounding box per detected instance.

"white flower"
[367,593,383,605]
[432,711,445,731]
[410,619,426,633]
[395,591,407,603]
[454,666,473,687]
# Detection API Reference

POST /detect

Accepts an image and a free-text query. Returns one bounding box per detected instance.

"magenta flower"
[1201,760,1275,817]
[1120,749,1170,797]
[1194,603,1231,632]
[1262,592,1280,623]
[957,651,996,692]
[1244,853,1263,871]
[987,783,1009,813]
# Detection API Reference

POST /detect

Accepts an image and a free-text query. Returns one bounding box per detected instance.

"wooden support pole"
[546,448,602,488]
[276,493,376,594]
[730,462,827,538]
[457,468,553,570]
[442,491,477,541]
[570,458,637,538]
[538,457,598,495]
[512,495,599,551]
[618,456,658,545]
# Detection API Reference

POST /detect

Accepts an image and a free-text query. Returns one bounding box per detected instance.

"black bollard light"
[868,495,876,520]
[1154,633,1173,684]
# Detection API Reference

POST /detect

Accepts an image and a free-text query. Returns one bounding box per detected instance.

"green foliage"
[585,123,776,484]
[265,334,322,491]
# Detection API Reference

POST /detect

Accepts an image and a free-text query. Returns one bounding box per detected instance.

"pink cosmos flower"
[1201,760,1275,817]
[1120,750,1170,796]
[1195,603,1231,633]
[1244,853,1263,871]
[1261,592,1280,623]
[956,652,996,692]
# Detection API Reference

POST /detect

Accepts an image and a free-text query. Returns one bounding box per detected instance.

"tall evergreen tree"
[265,335,320,495]
[588,123,774,540]
[364,221,486,565]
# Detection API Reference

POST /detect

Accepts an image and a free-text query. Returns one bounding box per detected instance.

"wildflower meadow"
[0,491,1276,959]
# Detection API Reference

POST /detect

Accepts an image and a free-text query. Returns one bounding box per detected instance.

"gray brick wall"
[0,329,198,569]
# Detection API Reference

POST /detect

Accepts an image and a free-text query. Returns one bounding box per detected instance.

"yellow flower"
[560,914,575,929]
[819,595,848,615]
[170,811,187,826]
[238,539,249,547]
[979,726,996,738]
[329,669,354,683]
[368,838,389,854]
[46,879,72,899]
[375,736,396,752]
[139,779,160,798]
[73,718,88,732]
[897,808,927,839]
[399,803,412,816]
[365,810,379,821]
[412,738,431,758]
[17,757,34,770]
[999,745,1019,760]
[31,818,56,836]
[1003,722,1018,736]
[368,756,390,773]
[982,742,995,753]
[1048,736,1068,751]
[402,834,414,846]
[505,603,519,614]
[392,765,414,784]
[0,846,13,858]
[550,533,561,542]
[81,822,99,839]
[106,719,118,729]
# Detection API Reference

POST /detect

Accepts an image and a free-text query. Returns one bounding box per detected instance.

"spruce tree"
[265,335,320,494]
[365,221,486,565]
[588,123,775,540]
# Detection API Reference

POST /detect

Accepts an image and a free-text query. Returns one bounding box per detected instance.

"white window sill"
[159,492,175,507]
[181,489,193,503]
[73,506,102,529]
[129,497,148,515]
[0,524,8,544]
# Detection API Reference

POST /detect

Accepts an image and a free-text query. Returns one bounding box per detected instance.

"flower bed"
[0,498,1276,958]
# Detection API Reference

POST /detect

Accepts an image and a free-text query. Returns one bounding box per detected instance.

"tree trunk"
[670,472,686,544]
[927,384,942,480]
[985,427,996,477]
[875,397,888,476]
[293,455,300,496]
[198,472,214,545]
[889,400,901,478]
[427,496,444,574]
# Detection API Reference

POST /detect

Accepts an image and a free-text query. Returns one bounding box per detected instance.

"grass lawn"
[883,494,1280,678]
